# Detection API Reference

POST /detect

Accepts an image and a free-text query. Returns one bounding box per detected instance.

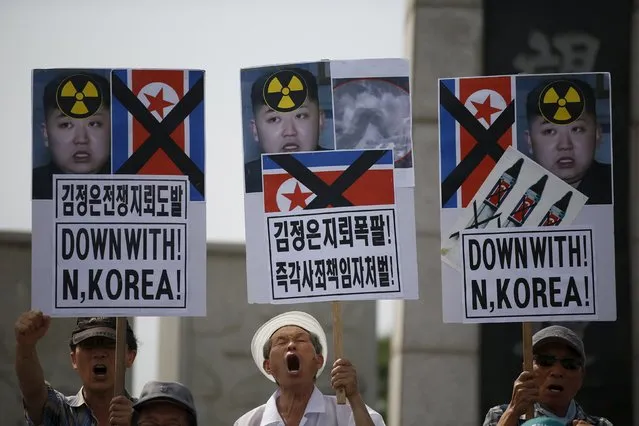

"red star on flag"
[145,87,174,119]
[471,94,502,125]
[283,182,313,210]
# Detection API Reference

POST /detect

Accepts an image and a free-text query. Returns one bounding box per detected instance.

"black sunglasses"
[534,354,582,370]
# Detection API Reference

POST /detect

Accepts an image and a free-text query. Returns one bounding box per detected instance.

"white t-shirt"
[234,386,386,426]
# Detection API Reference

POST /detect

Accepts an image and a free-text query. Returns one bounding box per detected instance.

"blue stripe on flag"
[262,149,393,171]
[111,69,129,173]
[188,70,205,202]
[439,78,457,209]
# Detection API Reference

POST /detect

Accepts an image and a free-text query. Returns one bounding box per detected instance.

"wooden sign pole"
[113,317,128,397]
[332,301,347,404]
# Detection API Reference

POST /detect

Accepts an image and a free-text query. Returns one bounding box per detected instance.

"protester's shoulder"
[482,404,508,426]
[24,382,72,425]
[324,395,386,426]
[43,381,69,400]
[351,400,385,425]
[584,413,613,426]
[233,404,267,426]
[577,401,613,426]
[365,405,386,426]
[597,417,614,426]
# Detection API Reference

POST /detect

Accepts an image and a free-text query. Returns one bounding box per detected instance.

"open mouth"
[556,157,574,167]
[281,143,300,152]
[286,353,300,373]
[547,384,564,393]
[93,364,107,376]
[73,151,92,162]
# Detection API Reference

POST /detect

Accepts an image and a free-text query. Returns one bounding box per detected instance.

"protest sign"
[31,68,206,316]
[264,149,401,302]
[439,72,615,323]
[240,59,418,304]
[461,226,595,320]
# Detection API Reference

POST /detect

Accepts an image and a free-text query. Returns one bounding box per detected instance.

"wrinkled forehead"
[270,325,311,340]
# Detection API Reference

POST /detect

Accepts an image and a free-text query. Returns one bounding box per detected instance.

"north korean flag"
[111,69,205,201]
[262,149,395,213]
[439,76,514,209]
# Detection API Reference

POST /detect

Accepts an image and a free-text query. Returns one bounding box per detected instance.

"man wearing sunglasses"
[482,325,612,426]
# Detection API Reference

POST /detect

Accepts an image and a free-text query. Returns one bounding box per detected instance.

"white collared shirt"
[233,386,386,426]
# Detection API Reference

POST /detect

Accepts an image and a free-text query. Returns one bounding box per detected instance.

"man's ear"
[315,354,324,370]
[595,123,602,148]
[524,129,533,155]
[263,359,272,374]
[251,119,260,143]
[126,350,137,368]
[41,122,49,148]
[70,350,78,370]
[318,109,325,131]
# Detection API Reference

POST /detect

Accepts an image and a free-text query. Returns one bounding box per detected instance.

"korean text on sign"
[267,208,401,301]
[55,177,187,220]
[461,227,596,322]
[53,175,189,310]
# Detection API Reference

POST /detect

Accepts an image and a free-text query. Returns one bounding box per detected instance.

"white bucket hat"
[251,311,328,383]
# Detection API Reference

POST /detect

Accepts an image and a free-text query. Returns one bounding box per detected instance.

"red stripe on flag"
[263,169,395,213]
[131,70,186,175]
[458,76,513,207]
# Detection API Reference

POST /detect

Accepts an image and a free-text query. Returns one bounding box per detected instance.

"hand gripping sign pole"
[113,318,128,396]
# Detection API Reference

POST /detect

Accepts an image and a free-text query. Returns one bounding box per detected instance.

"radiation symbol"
[56,74,103,119]
[538,80,585,125]
[263,70,308,113]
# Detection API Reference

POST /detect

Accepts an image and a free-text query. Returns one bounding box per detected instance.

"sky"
[0,0,408,394]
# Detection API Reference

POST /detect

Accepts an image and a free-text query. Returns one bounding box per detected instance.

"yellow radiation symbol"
[263,70,308,112]
[538,80,585,125]
[56,74,103,119]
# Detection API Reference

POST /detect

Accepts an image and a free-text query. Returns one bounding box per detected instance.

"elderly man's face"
[263,325,323,386]
[137,402,191,426]
[533,342,584,414]
[526,113,600,186]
